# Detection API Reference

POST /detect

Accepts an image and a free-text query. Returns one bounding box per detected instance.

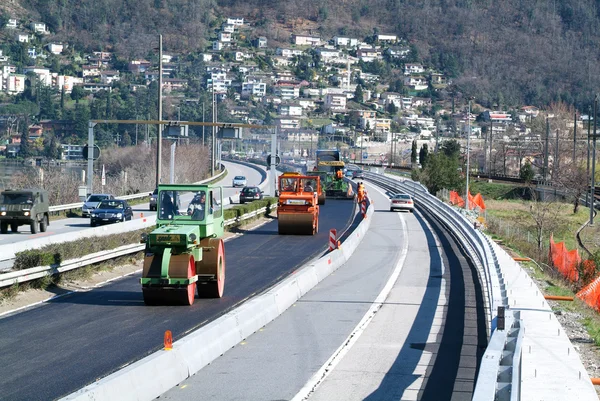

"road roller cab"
[140,184,226,305]
[277,173,320,235]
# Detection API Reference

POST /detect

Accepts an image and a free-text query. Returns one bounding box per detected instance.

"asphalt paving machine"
[277,173,320,235]
[140,184,225,305]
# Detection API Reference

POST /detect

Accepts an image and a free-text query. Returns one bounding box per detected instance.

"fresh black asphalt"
[0,200,356,401]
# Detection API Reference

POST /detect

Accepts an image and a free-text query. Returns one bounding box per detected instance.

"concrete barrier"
[61,202,373,401]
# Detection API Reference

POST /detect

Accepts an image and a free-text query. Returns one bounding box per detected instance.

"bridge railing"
[362,171,524,400]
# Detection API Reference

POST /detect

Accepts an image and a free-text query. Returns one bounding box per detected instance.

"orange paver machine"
[277,172,320,235]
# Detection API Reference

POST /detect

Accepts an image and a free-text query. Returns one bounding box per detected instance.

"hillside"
[4,0,600,109]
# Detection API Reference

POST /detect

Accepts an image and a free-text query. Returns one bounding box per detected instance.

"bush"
[13,250,61,270]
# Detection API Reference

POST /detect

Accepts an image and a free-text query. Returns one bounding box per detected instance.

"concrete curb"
[61,203,374,401]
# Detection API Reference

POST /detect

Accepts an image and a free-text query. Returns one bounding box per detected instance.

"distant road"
[0,161,262,248]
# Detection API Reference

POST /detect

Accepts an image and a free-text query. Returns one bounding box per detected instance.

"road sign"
[363,152,368,159]
[266,154,281,166]
[83,145,101,160]
[101,164,106,186]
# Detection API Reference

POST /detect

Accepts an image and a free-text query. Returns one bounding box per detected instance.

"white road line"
[291,196,410,401]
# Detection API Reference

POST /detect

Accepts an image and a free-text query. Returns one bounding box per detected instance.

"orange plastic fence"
[577,274,600,311]
[449,191,486,210]
[548,234,600,310]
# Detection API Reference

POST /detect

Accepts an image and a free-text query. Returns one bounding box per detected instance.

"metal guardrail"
[361,170,521,400]
[0,203,276,289]
[48,169,228,213]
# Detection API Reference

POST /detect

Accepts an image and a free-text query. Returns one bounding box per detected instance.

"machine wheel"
[143,255,196,306]
[90,221,97,227]
[11,223,18,233]
[197,238,225,298]
[0,222,7,234]
[314,214,319,234]
[40,216,48,232]
[30,219,38,234]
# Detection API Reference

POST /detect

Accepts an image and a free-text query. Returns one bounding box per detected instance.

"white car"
[389,193,414,212]
[82,194,115,217]
[232,175,247,187]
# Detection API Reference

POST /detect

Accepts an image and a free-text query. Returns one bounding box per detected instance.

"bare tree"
[526,185,562,259]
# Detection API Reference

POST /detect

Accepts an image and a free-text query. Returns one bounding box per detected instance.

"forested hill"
[7,0,600,109]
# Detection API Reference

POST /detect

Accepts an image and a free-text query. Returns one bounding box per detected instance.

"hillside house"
[31,22,47,34]
[274,83,300,100]
[325,93,347,111]
[23,67,52,86]
[333,36,358,47]
[6,19,17,29]
[219,32,232,42]
[404,63,425,75]
[227,18,244,26]
[255,37,268,48]
[276,48,303,58]
[16,33,29,43]
[163,78,188,92]
[28,125,43,141]
[386,47,410,59]
[213,41,224,51]
[222,23,235,33]
[128,60,151,74]
[82,65,101,78]
[278,104,303,117]
[241,81,267,98]
[100,71,120,85]
[46,43,64,55]
[377,34,398,43]
[81,83,112,93]
[292,34,321,46]
[357,48,380,62]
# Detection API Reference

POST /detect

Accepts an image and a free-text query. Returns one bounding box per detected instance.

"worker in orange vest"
[357,182,366,203]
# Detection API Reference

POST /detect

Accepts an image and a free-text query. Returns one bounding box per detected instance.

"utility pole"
[554,128,559,180]
[465,99,471,210]
[590,95,598,226]
[156,34,163,189]
[202,102,205,146]
[544,117,550,180]
[587,106,592,207]
[573,111,577,164]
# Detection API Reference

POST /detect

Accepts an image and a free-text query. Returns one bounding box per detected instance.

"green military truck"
[0,189,50,234]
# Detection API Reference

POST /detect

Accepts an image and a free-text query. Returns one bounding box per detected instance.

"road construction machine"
[140,184,225,305]
[277,173,320,235]
[314,149,354,200]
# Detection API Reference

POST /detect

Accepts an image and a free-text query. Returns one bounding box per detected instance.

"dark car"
[90,199,133,227]
[149,188,158,211]
[239,186,264,204]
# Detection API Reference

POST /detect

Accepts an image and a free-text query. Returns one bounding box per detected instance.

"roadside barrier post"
[329,229,337,251]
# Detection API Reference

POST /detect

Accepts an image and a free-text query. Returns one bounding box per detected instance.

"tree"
[387,102,397,114]
[440,139,461,158]
[43,133,61,159]
[354,85,364,102]
[121,131,132,147]
[411,140,417,164]
[421,153,463,194]
[419,144,429,167]
[19,120,31,158]
[520,160,534,182]
[71,86,86,104]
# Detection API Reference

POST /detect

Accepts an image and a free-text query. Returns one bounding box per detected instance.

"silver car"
[82,194,115,217]
[389,193,415,212]
[232,175,247,187]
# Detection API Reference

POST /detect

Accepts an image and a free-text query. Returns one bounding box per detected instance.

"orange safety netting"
[473,193,486,210]
[449,190,486,210]
[577,262,600,311]
[549,234,580,282]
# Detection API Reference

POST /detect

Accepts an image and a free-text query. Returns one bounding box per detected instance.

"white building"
[333,37,358,47]
[292,34,321,46]
[16,33,29,43]
[23,67,52,86]
[222,23,235,33]
[218,32,232,42]
[325,93,347,111]
[213,41,224,51]
[278,104,303,116]
[241,81,267,98]
[31,22,47,34]
[377,34,398,42]
[6,19,17,29]
[276,48,304,58]
[274,84,300,100]
[53,75,83,93]
[6,74,26,94]
[227,18,244,26]
[46,43,64,55]
[404,63,425,75]
[100,71,120,85]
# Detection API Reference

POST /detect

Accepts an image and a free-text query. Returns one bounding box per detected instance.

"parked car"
[82,194,115,217]
[239,186,264,203]
[389,193,415,212]
[232,175,247,187]
[149,188,158,211]
[90,199,133,227]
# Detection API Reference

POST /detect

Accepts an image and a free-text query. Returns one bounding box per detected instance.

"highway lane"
[158,180,487,401]
[0,161,263,248]
[0,199,357,401]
